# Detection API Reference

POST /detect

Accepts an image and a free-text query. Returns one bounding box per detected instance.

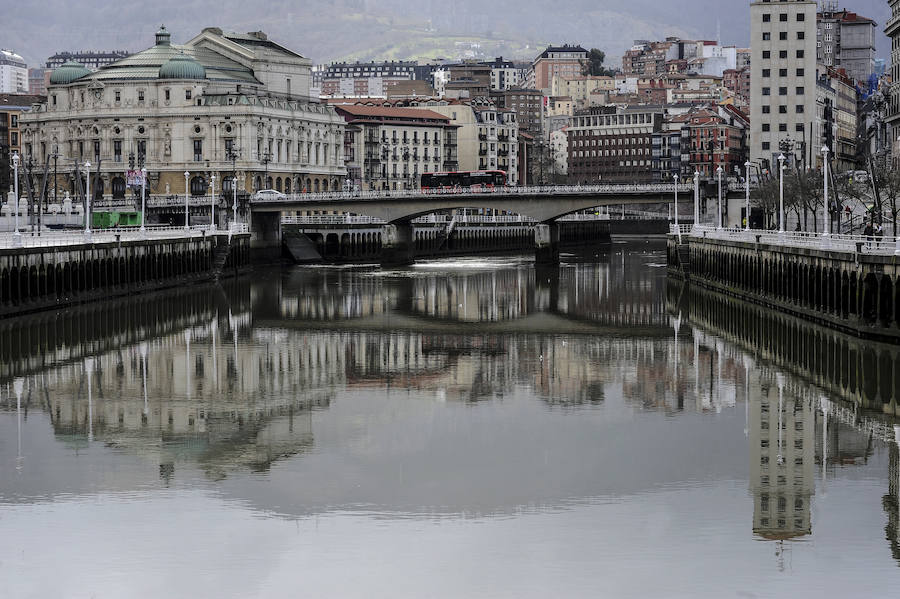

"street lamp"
[693,170,700,228]
[11,151,20,241]
[821,145,830,238]
[744,160,751,231]
[140,166,147,233]
[85,160,92,238]
[183,171,190,230]
[209,172,217,231]
[673,172,679,239]
[777,153,786,234]
[716,165,723,229]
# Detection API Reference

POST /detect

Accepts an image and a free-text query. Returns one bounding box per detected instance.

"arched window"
[284,178,291,194]
[305,178,311,192]
[275,177,282,192]
[223,177,234,193]
[265,176,273,189]
[190,176,207,196]
[254,176,261,191]
[314,179,320,192]
[111,177,126,199]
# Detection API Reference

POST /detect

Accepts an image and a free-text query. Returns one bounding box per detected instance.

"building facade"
[887,0,900,162]
[530,45,587,92]
[46,50,130,71]
[750,0,818,172]
[1,94,44,193]
[0,50,27,94]
[19,26,346,202]
[816,3,877,84]
[491,88,543,139]
[567,105,663,184]
[335,104,458,190]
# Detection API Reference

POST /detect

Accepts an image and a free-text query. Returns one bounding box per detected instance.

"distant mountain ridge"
[4,0,891,70]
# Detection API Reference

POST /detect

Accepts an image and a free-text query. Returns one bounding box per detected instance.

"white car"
[254,189,286,200]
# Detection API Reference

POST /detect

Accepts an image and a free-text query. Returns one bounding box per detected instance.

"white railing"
[686,225,900,256]
[280,212,621,227]
[0,224,241,250]
[254,183,692,204]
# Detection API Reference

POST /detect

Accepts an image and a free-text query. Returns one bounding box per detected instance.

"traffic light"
[128,152,135,170]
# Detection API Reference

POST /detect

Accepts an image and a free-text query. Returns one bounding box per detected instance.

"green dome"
[158,54,206,80]
[50,61,92,85]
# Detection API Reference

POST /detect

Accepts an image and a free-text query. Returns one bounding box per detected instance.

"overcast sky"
[3,0,893,68]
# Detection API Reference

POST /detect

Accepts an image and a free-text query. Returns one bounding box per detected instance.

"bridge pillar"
[249,211,282,262]
[535,222,560,265]
[381,223,415,267]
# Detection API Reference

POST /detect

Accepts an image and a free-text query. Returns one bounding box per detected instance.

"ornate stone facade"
[20,26,346,201]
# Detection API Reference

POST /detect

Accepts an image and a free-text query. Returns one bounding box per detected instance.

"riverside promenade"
[668,224,900,340]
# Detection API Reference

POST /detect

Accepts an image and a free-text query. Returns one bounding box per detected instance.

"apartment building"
[750,0,818,171]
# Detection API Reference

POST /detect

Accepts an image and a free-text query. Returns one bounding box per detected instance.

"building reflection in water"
[670,279,900,566]
[2,247,900,570]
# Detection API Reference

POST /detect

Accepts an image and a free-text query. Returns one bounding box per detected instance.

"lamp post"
[777,153,785,233]
[744,160,751,231]
[673,172,679,239]
[716,165,723,229]
[822,145,830,238]
[693,170,700,228]
[183,171,190,230]
[140,167,147,233]
[209,172,217,231]
[85,160,92,238]
[11,151,20,241]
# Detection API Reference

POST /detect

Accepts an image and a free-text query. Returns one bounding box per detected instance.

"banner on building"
[126,169,145,186]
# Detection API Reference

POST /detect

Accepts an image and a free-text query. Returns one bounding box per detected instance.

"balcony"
[479,148,488,156]
[478,134,487,141]
[498,149,508,157]
[498,133,510,142]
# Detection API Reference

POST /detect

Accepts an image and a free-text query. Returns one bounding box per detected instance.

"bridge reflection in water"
[1,244,899,577]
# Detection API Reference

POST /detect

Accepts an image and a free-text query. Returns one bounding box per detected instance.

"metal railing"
[281,212,623,227]
[681,225,900,256]
[1,224,243,250]
[253,183,693,204]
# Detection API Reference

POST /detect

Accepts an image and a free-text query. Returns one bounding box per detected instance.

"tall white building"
[750,0,818,172]
[0,49,27,94]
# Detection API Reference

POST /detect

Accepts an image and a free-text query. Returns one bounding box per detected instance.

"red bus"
[421,170,507,190]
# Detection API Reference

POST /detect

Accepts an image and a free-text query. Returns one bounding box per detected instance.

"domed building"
[20,26,347,208]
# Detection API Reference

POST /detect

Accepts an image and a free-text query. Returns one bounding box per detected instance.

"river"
[1,240,898,598]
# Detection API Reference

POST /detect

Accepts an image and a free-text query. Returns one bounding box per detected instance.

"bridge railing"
[686,225,900,256]
[254,183,692,204]
[1,224,236,250]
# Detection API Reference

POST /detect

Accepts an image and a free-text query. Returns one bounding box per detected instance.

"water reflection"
[2,244,900,596]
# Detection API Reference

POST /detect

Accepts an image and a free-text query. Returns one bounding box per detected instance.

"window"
[185,89,192,100]
[762,87,771,96]
[797,31,805,40]
[225,139,234,156]
[52,94,57,106]
[138,90,144,102]
[796,123,804,132]
[763,13,771,22]
[137,140,146,163]
[797,13,805,21]
[114,140,122,162]
[796,68,805,76]
[779,13,787,22]
[193,139,202,161]
[779,50,788,59]
[762,123,770,132]
[779,123,787,132]
[779,87,787,95]
[796,105,804,113]
[10,132,17,145]
[115,90,121,102]
[763,32,771,41]
[763,50,771,59]
[762,142,770,150]
[762,105,771,114]
[779,68,787,77]
[762,68,771,77]
[165,89,170,101]
[796,87,804,95]
[796,50,804,58]
[779,105,787,114]
[779,32,787,41]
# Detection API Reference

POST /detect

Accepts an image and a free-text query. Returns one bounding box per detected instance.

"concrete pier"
[0,232,250,317]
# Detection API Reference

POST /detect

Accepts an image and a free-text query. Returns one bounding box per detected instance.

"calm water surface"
[1,241,899,598]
